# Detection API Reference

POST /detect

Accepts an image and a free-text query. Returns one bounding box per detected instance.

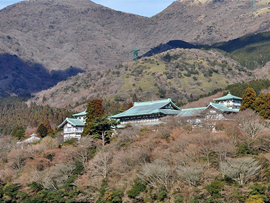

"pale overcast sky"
[0,0,175,17]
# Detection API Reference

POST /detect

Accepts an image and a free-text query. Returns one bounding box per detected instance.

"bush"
[158,190,167,201]
[4,184,19,199]
[219,157,261,185]
[204,181,225,196]
[246,195,264,203]
[127,179,146,198]
[111,190,124,203]
[62,138,78,146]
[28,182,43,192]
[144,197,151,202]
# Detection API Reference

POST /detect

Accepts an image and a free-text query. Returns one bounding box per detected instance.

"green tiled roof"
[111,98,181,119]
[177,102,239,118]
[213,92,242,101]
[73,110,86,117]
[58,118,85,128]
[207,102,239,113]
[177,107,207,117]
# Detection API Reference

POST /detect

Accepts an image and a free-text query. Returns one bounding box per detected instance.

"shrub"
[204,181,225,196]
[219,157,261,185]
[246,195,264,203]
[111,190,124,203]
[127,179,146,198]
[4,184,19,199]
[62,138,78,146]
[177,165,203,186]
[158,190,167,201]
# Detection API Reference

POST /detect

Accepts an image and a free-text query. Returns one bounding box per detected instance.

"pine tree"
[44,120,53,134]
[264,93,270,119]
[11,126,25,140]
[91,115,118,146]
[37,123,47,138]
[81,98,104,136]
[254,93,267,117]
[240,87,256,111]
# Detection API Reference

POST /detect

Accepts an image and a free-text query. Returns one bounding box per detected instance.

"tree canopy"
[82,99,104,136]
[240,87,256,111]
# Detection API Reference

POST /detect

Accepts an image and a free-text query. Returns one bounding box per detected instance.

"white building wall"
[63,123,83,141]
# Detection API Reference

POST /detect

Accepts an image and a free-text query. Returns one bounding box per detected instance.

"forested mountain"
[1,0,270,95]
[29,48,253,108]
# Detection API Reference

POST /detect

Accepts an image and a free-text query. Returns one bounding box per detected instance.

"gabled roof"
[177,107,207,117]
[213,92,242,101]
[58,118,85,128]
[207,102,239,113]
[73,110,86,117]
[111,98,181,119]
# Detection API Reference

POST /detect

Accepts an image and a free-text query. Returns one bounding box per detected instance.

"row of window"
[121,117,159,124]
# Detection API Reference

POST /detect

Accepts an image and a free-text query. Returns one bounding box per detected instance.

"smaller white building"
[17,133,41,146]
[58,111,86,141]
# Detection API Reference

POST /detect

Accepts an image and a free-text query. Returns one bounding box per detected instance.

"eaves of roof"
[58,118,85,128]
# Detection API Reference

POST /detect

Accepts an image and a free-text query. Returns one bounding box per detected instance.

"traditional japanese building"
[212,92,242,110]
[58,111,86,141]
[110,98,181,125]
[177,92,242,123]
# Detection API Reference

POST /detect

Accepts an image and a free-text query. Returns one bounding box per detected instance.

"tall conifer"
[240,87,256,111]
[264,93,270,119]
[254,93,267,117]
[44,120,53,134]
[81,98,104,136]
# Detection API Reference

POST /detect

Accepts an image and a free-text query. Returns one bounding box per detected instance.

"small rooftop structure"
[17,133,40,145]
[213,92,242,102]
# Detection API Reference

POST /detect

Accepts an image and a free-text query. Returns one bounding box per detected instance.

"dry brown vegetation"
[0,110,269,202]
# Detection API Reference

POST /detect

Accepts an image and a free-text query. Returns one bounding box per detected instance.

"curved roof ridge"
[213,92,242,101]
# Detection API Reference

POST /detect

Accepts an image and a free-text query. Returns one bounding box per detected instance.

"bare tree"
[7,149,27,171]
[219,157,261,185]
[88,150,113,179]
[236,109,265,148]
[176,163,204,186]
[137,160,173,190]
[196,133,214,168]
[32,162,75,191]
[213,135,236,162]
[0,136,17,161]
[40,136,60,150]
[73,137,95,167]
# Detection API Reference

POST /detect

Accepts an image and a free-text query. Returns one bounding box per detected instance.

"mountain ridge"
[1,0,270,96]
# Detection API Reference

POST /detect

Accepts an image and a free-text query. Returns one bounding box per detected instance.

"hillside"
[29,48,253,108]
[1,0,270,95]
[0,111,269,202]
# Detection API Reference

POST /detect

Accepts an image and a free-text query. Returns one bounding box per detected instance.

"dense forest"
[0,95,72,135]
[0,95,130,136]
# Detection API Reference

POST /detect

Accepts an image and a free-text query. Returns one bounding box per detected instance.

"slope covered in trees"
[0,96,72,134]
[0,110,269,202]
[30,48,252,108]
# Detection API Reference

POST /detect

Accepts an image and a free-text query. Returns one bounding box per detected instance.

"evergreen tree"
[264,93,270,119]
[37,123,47,138]
[44,120,53,134]
[91,115,118,146]
[81,99,104,136]
[254,93,267,117]
[11,126,25,140]
[240,87,256,111]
